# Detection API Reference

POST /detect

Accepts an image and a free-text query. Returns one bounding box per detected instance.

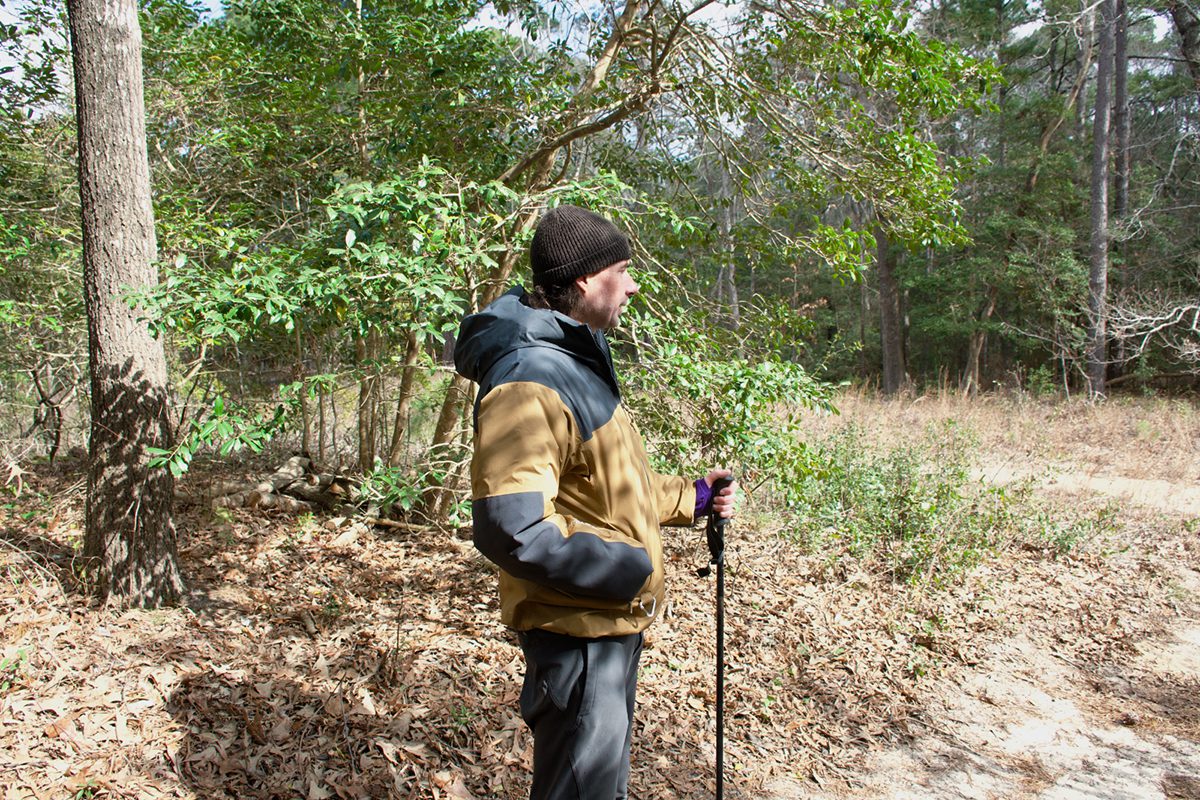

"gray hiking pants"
[517,629,644,800]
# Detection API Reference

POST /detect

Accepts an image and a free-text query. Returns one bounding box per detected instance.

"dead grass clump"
[809,391,1199,483]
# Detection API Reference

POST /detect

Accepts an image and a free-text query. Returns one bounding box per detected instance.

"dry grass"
[801,389,1200,484]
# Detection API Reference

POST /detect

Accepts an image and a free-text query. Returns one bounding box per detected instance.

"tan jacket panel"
[471,381,695,637]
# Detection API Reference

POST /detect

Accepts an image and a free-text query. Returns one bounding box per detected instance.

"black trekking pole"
[697,476,733,799]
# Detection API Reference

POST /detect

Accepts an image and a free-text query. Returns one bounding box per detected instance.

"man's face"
[573,260,638,330]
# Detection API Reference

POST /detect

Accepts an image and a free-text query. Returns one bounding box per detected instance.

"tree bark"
[1113,0,1131,221]
[876,227,906,395]
[69,0,183,607]
[1111,0,1131,377]
[295,326,312,456]
[960,285,999,396]
[1087,0,1116,398]
[419,372,472,519]
[386,329,422,467]
[715,170,741,330]
[29,365,66,463]
[1166,0,1200,90]
[1075,12,1093,141]
[317,377,328,465]
[355,332,378,473]
[858,278,870,378]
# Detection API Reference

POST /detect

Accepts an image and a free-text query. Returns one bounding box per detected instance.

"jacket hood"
[454,286,617,391]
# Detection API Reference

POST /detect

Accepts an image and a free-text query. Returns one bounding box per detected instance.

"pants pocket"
[519,633,586,727]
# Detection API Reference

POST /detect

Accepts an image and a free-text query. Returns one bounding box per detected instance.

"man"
[454,204,736,800]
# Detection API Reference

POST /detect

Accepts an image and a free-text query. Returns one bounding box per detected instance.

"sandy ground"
[767,435,1200,800]
[972,461,1200,519]
[768,616,1200,799]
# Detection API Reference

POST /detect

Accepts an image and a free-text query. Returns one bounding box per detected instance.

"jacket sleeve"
[469,381,653,601]
[650,472,697,526]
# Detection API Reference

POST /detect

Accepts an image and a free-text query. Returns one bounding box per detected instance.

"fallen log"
[249,491,314,513]
[283,473,355,506]
[253,455,310,495]
[364,517,428,533]
[208,479,254,499]
[212,491,251,510]
[204,456,367,516]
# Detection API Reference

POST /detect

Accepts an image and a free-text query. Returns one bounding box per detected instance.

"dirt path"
[769,622,1200,799]
[972,461,1200,518]
[766,469,1200,800]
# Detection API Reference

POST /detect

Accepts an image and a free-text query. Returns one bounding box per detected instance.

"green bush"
[789,424,1002,583]
[620,285,835,510]
[786,423,1124,584]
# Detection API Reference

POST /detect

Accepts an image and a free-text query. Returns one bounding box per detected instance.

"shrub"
[785,421,1127,584]
[788,424,1006,583]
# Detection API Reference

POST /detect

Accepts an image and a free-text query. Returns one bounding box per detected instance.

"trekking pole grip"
[706,475,733,565]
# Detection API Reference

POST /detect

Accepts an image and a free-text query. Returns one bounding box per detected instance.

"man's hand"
[704,469,737,519]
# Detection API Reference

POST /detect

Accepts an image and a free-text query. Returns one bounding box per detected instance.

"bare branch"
[1109,296,1200,368]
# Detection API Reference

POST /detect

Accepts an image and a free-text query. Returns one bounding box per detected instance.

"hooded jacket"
[455,287,695,638]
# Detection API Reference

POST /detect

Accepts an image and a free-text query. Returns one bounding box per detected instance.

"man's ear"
[574,272,595,298]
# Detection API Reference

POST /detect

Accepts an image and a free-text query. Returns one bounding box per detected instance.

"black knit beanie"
[530,205,631,288]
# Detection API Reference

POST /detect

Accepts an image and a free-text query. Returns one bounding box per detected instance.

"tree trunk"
[420,372,472,519]
[859,278,870,379]
[715,170,741,330]
[876,227,906,395]
[296,326,312,456]
[317,377,328,465]
[68,0,183,607]
[960,286,999,396]
[1113,0,1131,221]
[29,365,65,463]
[428,391,476,522]
[369,328,385,461]
[386,329,422,467]
[1087,0,1115,398]
[1111,0,1131,378]
[355,332,379,473]
[355,335,371,471]
[1167,0,1200,90]
[1075,12,1093,141]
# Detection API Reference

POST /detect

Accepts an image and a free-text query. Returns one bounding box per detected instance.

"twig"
[363,517,429,533]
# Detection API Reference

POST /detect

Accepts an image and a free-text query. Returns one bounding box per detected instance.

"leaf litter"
[0,459,1197,799]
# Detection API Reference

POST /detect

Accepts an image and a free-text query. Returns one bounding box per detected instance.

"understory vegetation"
[788,423,1122,584]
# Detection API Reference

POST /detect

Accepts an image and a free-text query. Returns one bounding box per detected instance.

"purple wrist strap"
[694,478,713,518]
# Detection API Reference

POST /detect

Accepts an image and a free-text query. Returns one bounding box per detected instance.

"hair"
[526,280,583,317]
